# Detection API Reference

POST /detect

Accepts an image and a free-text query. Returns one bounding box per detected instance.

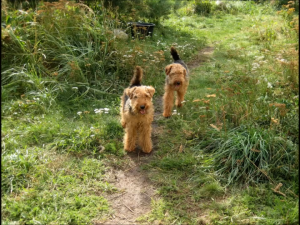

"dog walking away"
[163,46,189,118]
[120,66,155,153]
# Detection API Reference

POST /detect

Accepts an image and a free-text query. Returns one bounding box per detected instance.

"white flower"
[94,108,109,114]
[172,109,179,115]
[267,82,273,88]
[254,56,264,60]
[91,135,95,138]
[72,87,78,90]
[77,111,82,115]
[94,109,102,114]
[252,62,260,69]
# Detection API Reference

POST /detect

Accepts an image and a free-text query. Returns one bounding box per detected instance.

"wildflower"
[172,109,180,115]
[252,62,260,70]
[72,87,78,90]
[94,108,110,114]
[77,111,82,115]
[280,58,288,63]
[267,82,273,88]
[193,99,201,102]
[94,109,102,114]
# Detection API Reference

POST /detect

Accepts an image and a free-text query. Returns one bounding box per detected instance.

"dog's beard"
[173,83,181,90]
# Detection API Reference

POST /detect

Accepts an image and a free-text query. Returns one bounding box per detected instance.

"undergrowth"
[1,0,298,224]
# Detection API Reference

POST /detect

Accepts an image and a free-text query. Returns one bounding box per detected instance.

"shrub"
[194,0,212,15]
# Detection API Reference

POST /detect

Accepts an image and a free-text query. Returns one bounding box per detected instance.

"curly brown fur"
[120,66,155,153]
[163,47,189,118]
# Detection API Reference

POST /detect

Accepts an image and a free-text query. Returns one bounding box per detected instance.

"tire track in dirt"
[99,46,214,225]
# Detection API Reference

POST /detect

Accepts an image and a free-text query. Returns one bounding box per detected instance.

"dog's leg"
[124,124,137,152]
[163,86,174,118]
[176,89,186,107]
[121,116,126,128]
[138,124,152,153]
[176,83,188,107]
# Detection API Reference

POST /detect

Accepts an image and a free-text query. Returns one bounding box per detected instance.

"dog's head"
[125,86,155,115]
[165,64,187,90]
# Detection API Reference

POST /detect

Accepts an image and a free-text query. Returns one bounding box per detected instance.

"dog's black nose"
[176,82,181,85]
[140,105,145,109]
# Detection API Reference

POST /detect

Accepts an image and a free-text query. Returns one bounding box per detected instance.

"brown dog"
[163,46,189,118]
[120,66,155,153]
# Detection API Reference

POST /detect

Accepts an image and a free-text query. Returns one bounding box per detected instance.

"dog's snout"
[176,82,181,85]
[140,105,145,109]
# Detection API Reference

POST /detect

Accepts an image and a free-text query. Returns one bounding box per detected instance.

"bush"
[194,0,212,15]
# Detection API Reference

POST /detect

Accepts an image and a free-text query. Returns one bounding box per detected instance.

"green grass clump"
[194,126,298,185]
[2,154,112,224]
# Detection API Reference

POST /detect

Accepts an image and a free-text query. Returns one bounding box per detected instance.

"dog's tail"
[130,66,143,87]
[170,46,180,61]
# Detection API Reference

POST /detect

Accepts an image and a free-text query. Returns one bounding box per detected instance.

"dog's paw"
[142,149,152,154]
[163,112,171,118]
[125,148,135,152]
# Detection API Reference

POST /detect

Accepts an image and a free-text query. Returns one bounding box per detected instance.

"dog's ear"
[126,87,136,99]
[183,69,187,77]
[146,86,155,98]
[165,65,172,75]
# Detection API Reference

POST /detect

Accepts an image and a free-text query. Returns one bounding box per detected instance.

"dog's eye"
[134,96,138,99]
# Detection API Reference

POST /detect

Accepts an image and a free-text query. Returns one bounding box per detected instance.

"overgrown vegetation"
[1,0,298,224]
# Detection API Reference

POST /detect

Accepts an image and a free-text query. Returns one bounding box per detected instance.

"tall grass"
[1,0,205,105]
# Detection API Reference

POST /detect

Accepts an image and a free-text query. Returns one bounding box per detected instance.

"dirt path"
[101,46,214,225]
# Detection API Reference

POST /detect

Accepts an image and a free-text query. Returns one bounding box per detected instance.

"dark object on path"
[128,22,155,39]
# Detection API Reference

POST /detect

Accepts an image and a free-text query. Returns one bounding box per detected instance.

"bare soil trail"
[101,46,215,225]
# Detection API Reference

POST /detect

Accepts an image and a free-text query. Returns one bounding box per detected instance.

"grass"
[1,0,299,224]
